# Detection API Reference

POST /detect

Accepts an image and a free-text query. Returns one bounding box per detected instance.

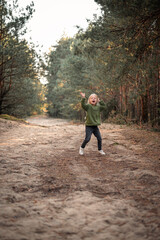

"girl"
[79,92,106,155]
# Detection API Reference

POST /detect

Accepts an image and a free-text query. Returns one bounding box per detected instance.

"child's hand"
[80,92,85,98]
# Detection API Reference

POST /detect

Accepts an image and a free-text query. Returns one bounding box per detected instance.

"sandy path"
[0,115,160,240]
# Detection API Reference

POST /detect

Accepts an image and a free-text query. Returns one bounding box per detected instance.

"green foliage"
[78,0,160,124]
[0,114,25,122]
[3,76,44,117]
[0,0,43,117]
[44,0,160,127]
[45,37,99,119]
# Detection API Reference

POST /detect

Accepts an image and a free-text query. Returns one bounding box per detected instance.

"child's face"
[89,94,98,105]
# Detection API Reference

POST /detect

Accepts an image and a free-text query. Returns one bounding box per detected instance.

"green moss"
[0,114,26,122]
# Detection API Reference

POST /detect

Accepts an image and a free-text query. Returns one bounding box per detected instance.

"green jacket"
[81,98,106,126]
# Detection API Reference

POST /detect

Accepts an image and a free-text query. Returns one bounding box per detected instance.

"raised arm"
[80,92,88,111]
[80,92,85,98]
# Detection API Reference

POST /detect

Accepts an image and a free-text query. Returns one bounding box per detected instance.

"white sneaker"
[79,147,84,155]
[99,150,105,155]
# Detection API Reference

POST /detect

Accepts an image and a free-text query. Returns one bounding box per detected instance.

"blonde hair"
[88,93,98,104]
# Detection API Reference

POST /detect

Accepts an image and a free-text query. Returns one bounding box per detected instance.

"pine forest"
[0,0,160,128]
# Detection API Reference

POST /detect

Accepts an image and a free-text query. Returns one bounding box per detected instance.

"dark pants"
[81,126,102,150]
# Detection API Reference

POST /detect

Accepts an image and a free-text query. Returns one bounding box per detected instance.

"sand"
[0,115,160,240]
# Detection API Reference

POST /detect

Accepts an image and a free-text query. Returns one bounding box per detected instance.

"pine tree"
[74,0,160,125]
[0,0,43,117]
